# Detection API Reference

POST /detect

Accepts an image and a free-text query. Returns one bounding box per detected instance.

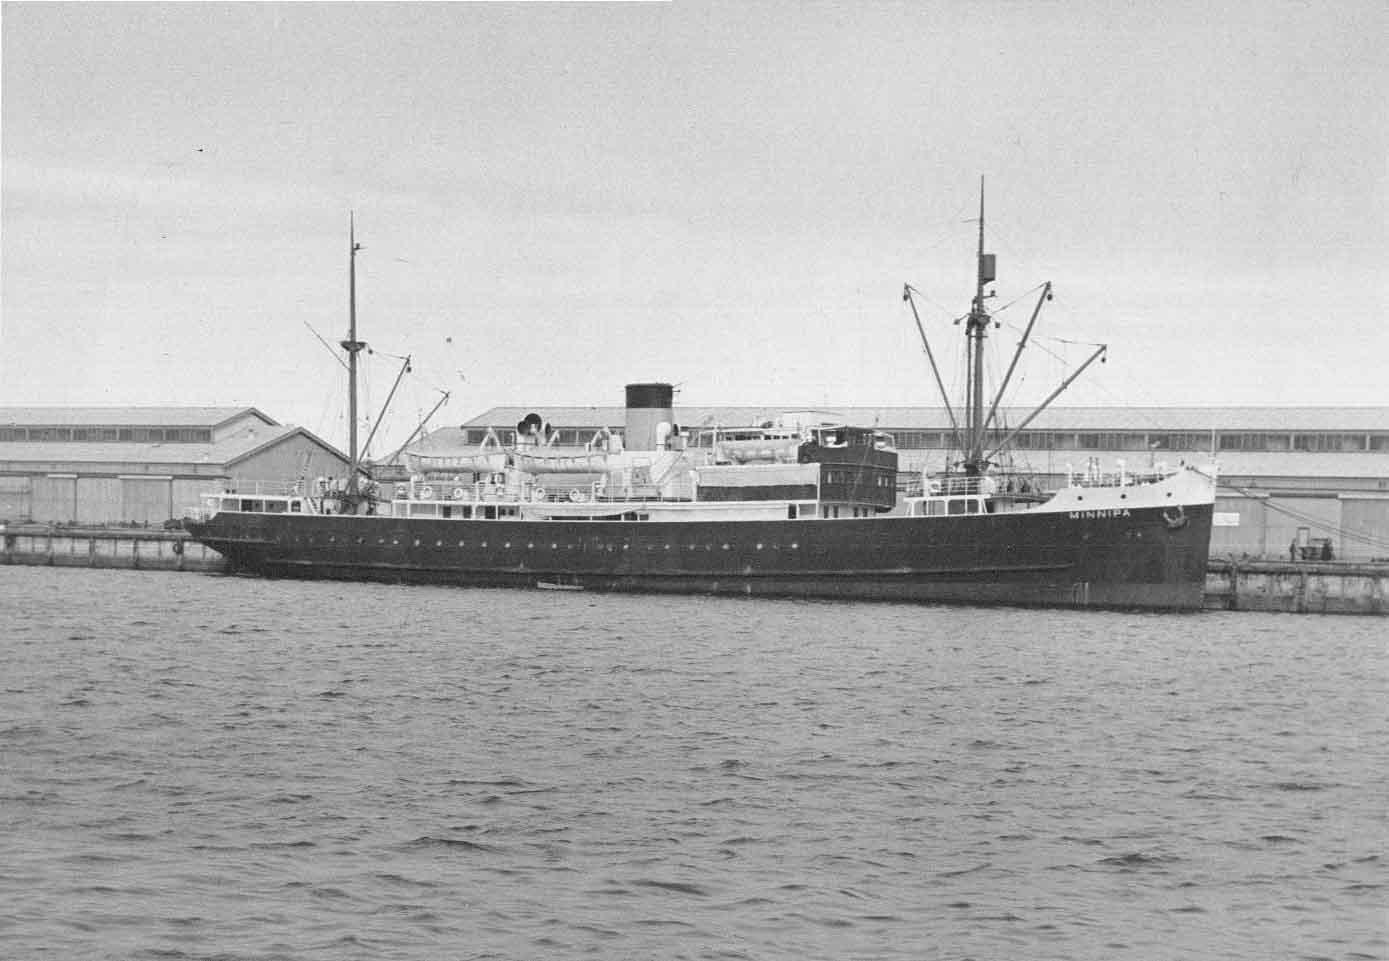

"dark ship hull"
[187,500,1214,610]
[188,198,1217,612]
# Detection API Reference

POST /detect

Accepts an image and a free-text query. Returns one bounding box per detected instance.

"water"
[1,567,1385,961]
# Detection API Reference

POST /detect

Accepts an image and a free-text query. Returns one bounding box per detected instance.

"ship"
[185,191,1217,610]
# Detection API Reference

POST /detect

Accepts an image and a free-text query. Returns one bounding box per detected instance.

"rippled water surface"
[1,566,1385,960]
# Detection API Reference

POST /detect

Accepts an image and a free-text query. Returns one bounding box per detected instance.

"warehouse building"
[0,407,350,525]
[415,403,1389,562]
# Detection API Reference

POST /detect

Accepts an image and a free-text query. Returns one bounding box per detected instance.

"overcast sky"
[3,1,1385,454]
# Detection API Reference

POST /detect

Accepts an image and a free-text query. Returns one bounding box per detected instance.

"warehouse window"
[1291,433,1365,451]
[1150,433,1207,451]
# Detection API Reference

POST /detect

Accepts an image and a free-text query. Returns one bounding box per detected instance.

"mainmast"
[341,213,368,496]
[964,176,995,475]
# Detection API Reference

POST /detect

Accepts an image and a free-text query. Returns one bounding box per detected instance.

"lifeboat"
[511,449,610,473]
[405,450,508,473]
[714,432,802,464]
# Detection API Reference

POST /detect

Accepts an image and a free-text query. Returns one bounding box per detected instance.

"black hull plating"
[187,503,1214,611]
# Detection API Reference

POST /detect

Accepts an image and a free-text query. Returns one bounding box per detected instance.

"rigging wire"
[1214,480,1389,551]
[303,322,349,372]
[359,349,376,459]
[988,282,1049,318]
[989,328,1388,551]
[903,283,963,326]
[990,320,1101,374]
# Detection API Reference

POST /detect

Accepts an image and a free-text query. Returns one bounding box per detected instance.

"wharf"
[3,524,1384,614]
[1204,557,1387,615]
[1,524,225,573]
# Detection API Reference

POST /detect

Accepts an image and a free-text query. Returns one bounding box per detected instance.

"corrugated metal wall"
[31,476,76,523]
[121,478,173,524]
[232,435,349,487]
[1212,492,1348,560]
[0,476,32,521]
[1211,495,1269,557]
[1266,495,1342,559]
[0,475,224,525]
[1341,496,1389,562]
[76,477,123,525]
[173,479,218,518]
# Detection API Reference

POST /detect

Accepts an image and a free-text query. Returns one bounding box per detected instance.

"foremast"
[341,213,367,497]
[905,178,1107,478]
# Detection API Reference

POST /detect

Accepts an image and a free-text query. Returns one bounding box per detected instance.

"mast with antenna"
[341,213,368,498]
[963,176,995,475]
[906,178,1105,478]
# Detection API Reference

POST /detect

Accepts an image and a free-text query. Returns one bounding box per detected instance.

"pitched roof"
[459,405,1389,433]
[0,406,277,429]
[0,424,346,469]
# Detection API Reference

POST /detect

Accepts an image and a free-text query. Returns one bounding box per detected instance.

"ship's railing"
[391,477,699,507]
[392,479,604,504]
[217,480,305,496]
[926,475,990,497]
[1064,459,1172,489]
[183,484,297,521]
